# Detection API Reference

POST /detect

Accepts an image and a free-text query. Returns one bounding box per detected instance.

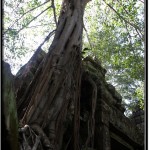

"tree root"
[84,75,97,149]
[19,124,53,150]
[31,124,54,149]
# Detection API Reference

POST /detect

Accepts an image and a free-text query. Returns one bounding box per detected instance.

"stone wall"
[83,57,144,150]
[2,61,19,150]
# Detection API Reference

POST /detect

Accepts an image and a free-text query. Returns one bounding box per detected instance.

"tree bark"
[18,0,91,150]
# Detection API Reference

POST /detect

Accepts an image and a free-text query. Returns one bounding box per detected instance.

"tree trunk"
[17,0,91,150]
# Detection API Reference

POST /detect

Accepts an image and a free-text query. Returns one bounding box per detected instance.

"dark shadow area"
[111,138,130,150]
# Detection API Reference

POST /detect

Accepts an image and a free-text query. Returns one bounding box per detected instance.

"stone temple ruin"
[3,49,144,150]
[81,57,144,150]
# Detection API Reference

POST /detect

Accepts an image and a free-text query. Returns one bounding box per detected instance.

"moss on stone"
[2,61,19,150]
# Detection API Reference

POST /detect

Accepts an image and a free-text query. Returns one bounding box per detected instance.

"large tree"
[2,0,144,149]
[3,0,91,149]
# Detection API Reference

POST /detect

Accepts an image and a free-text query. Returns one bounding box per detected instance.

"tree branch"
[103,0,144,41]
[116,0,144,41]
[135,28,144,41]
[139,0,144,4]
[25,23,56,28]
[32,136,41,150]
[10,1,22,16]
[38,29,56,48]
[116,0,130,16]
[51,0,58,27]
[16,5,52,34]
[4,1,50,35]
